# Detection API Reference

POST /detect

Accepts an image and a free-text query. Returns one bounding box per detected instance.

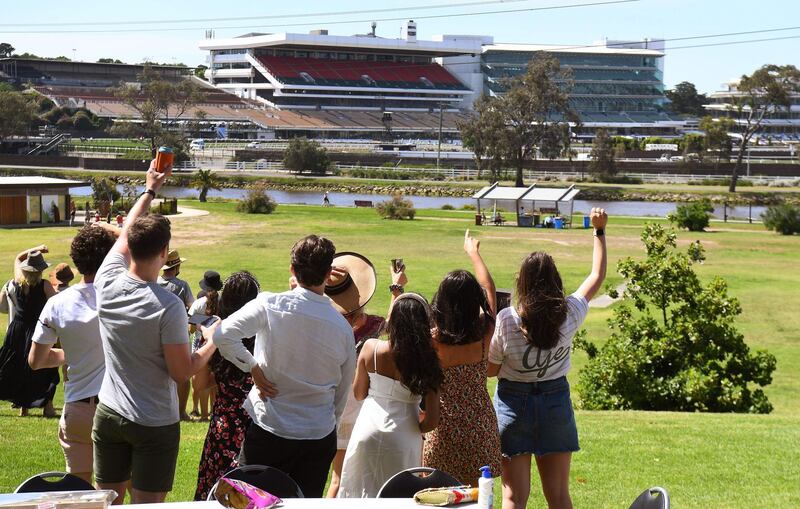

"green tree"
[194,65,209,79]
[722,65,800,192]
[498,53,576,187]
[577,223,776,414]
[283,137,331,175]
[457,95,505,182]
[0,42,14,58]
[699,116,735,169]
[97,58,124,64]
[236,183,277,214]
[0,90,37,140]
[190,169,221,202]
[109,65,206,160]
[665,81,708,116]
[589,128,616,179]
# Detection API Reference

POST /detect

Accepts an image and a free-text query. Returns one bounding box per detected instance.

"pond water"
[69,185,766,220]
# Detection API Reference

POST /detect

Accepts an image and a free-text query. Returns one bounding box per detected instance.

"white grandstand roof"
[484,43,663,57]
[199,32,477,56]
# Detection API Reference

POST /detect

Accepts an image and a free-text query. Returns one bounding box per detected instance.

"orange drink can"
[154,146,174,172]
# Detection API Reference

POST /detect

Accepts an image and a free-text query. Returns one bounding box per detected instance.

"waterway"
[69,185,766,220]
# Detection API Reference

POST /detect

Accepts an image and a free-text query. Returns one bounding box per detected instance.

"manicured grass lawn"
[1,201,798,507]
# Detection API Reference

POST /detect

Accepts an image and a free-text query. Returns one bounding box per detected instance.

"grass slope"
[0,201,798,507]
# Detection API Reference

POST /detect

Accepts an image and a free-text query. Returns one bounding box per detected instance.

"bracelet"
[389,284,404,293]
[594,228,605,237]
[140,189,156,199]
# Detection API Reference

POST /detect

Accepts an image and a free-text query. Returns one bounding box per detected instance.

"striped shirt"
[489,293,589,382]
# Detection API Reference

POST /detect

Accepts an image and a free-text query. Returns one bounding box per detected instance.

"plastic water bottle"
[478,465,494,509]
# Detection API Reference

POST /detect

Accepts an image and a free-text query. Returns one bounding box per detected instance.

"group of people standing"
[0,157,608,509]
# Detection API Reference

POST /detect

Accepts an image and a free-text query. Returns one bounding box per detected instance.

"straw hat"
[20,251,50,273]
[325,252,377,315]
[161,249,186,271]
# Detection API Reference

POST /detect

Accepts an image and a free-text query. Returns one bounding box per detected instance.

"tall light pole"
[436,102,443,169]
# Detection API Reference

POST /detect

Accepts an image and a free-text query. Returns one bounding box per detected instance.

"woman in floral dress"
[194,271,260,500]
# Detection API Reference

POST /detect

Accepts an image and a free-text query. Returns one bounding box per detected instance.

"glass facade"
[482,49,668,117]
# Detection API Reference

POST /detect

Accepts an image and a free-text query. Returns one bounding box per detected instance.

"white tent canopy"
[472,183,580,225]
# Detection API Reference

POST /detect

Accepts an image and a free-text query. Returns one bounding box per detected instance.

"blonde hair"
[16,270,42,295]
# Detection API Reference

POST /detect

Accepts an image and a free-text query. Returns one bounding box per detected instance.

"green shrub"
[761,203,800,235]
[576,224,776,414]
[668,199,714,231]
[236,184,277,214]
[687,178,753,187]
[440,204,455,210]
[72,112,95,130]
[460,204,477,211]
[376,192,415,220]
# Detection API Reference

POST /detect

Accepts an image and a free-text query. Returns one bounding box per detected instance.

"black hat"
[199,270,223,292]
[20,251,50,273]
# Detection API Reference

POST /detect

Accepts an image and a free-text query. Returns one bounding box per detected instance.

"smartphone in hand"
[391,258,405,274]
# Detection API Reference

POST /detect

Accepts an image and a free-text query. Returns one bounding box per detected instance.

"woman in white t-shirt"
[488,208,608,509]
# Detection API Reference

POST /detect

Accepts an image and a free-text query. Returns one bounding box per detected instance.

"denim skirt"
[494,376,579,457]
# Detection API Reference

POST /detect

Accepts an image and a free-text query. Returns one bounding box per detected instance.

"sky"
[1,0,799,94]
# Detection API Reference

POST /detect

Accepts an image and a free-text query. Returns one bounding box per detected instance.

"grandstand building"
[198,23,479,112]
[705,81,800,141]
[438,35,683,137]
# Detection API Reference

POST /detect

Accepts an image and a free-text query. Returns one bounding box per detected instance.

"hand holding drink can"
[154,146,174,173]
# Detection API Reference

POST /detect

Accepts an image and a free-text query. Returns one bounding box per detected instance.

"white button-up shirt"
[213,287,356,440]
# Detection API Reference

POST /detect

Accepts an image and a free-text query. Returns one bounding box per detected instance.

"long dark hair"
[387,296,443,396]
[431,270,494,345]
[209,271,261,382]
[516,252,567,350]
[204,289,219,317]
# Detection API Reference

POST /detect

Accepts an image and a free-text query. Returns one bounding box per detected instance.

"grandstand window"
[338,53,350,60]
[397,56,412,63]
[296,51,308,58]
[276,50,294,57]
[354,54,369,61]
[376,55,395,62]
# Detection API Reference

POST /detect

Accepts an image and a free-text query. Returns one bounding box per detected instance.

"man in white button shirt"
[206,235,356,498]
[29,225,117,482]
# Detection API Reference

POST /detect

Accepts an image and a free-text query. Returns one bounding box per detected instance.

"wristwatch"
[389,284,405,293]
[594,228,605,237]
[141,189,156,199]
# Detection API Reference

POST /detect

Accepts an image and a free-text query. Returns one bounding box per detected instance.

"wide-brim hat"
[50,263,75,285]
[199,270,223,292]
[20,251,50,273]
[161,249,186,271]
[325,252,377,315]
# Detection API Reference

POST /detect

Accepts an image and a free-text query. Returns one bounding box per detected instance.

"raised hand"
[464,229,481,257]
[391,266,408,287]
[146,161,170,194]
[590,208,608,230]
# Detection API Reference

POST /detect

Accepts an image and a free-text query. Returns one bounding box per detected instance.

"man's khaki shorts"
[59,399,98,474]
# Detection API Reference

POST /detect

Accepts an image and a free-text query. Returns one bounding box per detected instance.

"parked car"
[669,155,684,163]
[190,139,205,150]
[246,141,264,149]
[657,153,671,163]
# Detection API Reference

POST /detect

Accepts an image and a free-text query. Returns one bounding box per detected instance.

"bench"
[354,200,374,208]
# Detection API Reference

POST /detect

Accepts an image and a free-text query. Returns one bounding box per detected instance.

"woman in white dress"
[338,293,443,498]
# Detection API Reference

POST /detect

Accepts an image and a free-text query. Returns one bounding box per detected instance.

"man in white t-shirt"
[29,225,117,482]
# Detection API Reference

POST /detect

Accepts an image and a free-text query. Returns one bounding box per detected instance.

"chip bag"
[414,486,478,506]
[214,478,282,509]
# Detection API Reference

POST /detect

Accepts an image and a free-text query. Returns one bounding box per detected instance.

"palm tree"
[190,169,221,202]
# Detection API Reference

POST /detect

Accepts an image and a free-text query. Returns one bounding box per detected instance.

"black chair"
[15,472,95,493]
[207,465,303,501]
[629,487,670,509]
[377,467,461,498]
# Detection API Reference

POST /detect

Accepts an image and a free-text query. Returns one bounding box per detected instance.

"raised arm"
[575,208,608,302]
[464,229,497,316]
[110,161,170,260]
[389,266,408,308]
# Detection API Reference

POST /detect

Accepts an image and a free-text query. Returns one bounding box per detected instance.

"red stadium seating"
[256,55,465,89]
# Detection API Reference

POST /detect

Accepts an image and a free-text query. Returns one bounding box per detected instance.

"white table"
[127,499,476,509]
